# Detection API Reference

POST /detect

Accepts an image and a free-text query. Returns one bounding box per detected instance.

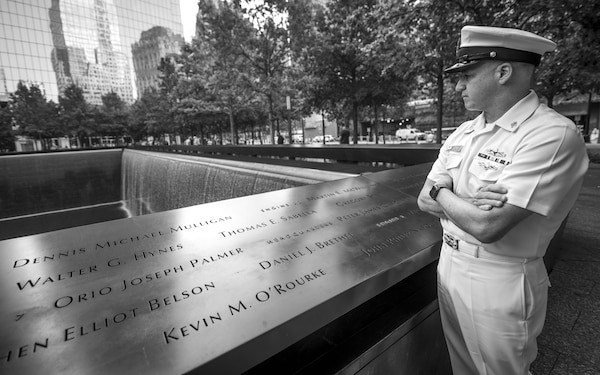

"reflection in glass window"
[0,0,186,104]
[4,24,14,40]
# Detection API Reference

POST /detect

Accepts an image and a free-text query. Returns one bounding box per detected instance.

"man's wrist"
[430,184,449,201]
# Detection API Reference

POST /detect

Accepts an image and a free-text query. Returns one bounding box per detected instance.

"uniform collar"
[493,90,540,132]
[466,90,540,133]
[465,114,486,134]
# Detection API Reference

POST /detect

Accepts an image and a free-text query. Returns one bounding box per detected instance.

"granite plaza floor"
[531,160,600,375]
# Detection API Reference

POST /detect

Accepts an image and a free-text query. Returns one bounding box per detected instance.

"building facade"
[0,0,185,105]
[132,26,183,96]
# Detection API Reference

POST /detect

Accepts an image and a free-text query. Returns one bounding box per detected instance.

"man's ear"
[496,62,512,84]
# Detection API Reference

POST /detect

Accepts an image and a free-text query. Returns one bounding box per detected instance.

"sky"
[179,0,199,42]
[178,0,266,42]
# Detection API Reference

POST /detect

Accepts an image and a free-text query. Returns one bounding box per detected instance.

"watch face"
[430,184,445,200]
[430,185,439,200]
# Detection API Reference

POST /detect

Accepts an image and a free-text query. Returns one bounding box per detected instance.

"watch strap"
[430,184,447,201]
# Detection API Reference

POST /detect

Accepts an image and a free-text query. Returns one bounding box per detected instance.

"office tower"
[0,0,185,104]
[0,68,7,103]
[132,26,183,96]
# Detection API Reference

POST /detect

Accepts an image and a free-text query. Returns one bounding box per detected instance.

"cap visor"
[444,60,480,73]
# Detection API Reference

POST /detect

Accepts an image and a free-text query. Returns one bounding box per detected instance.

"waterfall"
[121,149,355,216]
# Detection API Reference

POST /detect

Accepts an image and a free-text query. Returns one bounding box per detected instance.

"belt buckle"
[444,233,459,250]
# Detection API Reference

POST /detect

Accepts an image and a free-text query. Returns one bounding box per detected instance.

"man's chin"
[463,102,479,112]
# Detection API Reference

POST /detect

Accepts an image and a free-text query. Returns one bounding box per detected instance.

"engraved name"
[361,222,437,256]
[170,216,233,233]
[218,221,273,238]
[95,230,166,250]
[132,243,183,261]
[16,265,98,291]
[0,338,49,363]
[64,308,141,342]
[12,248,87,269]
[148,282,216,312]
[120,265,186,291]
[189,248,244,267]
[259,249,308,269]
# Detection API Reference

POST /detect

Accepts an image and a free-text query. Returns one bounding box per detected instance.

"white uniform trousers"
[437,237,549,375]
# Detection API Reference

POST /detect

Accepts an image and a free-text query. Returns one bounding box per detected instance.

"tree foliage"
[128,88,172,144]
[96,92,128,137]
[0,104,15,152]
[58,84,95,147]
[11,82,59,148]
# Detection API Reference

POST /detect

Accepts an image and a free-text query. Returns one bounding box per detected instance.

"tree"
[128,88,172,144]
[237,0,294,144]
[395,0,464,142]
[190,1,259,144]
[305,0,401,143]
[10,82,59,150]
[59,84,95,147]
[127,100,147,144]
[364,2,418,142]
[519,0,600,111]
[96,92,128,140]
[0,104,15,152]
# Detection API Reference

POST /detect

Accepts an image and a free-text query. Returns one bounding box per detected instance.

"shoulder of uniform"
[525,104,580,132]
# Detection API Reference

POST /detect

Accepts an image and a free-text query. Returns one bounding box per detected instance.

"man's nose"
[455,80,465,92]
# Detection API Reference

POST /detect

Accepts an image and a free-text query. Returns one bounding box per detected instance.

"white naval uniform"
[427,91,589,374]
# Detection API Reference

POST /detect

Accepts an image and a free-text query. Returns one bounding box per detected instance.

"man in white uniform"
[417,26,589,374]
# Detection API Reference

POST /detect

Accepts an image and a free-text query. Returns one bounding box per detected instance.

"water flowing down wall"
[0,148,355,240]
[121,149,356,216]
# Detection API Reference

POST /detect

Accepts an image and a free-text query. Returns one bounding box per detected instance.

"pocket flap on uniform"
[468,157,504,182]
[446,154,463,170]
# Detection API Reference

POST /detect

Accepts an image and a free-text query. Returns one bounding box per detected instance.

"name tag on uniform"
[448,145,463,153]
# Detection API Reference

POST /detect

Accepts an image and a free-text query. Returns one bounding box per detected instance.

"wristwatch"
[429,184,448,201]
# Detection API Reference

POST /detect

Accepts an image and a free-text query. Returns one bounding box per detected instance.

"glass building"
[0,0,185,105]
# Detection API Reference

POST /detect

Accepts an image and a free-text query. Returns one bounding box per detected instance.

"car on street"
[395,128,425,142]
[312,135,335,143]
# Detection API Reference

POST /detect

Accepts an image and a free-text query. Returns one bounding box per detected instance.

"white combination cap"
[445,25,557,73]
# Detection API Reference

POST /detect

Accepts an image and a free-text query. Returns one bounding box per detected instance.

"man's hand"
[469,184,508,211]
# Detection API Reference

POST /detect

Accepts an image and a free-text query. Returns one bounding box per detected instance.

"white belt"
[443,232,538,264]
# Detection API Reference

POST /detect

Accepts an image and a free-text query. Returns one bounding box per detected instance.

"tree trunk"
[547,93,555,109]
[228,109,236,144]
[374,105,379,144]
[382,106,387,144]
[353,102,359,144]
[268,93,275,144]
[586,91,592,135]
[436,67,444,144]
[287,115,292,144]
[322,113,326,145]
